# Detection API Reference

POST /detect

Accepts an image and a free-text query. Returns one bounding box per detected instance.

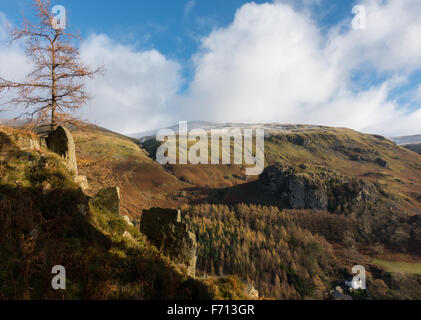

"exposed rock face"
[91,187,121,216]
[258,164,380,211]
[46,126,78,175]
[259,164,328,210]
[245,284,259,299]
[375,157,388,168]
[140,207,197,277]
[74,175,89,192]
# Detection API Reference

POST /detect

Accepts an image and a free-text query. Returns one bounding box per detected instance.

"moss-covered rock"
[140,207,197,277]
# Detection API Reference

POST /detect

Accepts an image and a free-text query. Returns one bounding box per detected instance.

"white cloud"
[2,1,421,136]
[328,0,421,73]
[180,3,340,122]
[0,13,31,82]
[415,84,421,102]
[0,18,182,133]
[0,13,33,114]
[80,34,182,134]
[179,0,421,136]
[184,0,196,16]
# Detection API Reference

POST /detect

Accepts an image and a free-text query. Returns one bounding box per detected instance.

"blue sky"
[1,0,355,84]
[1,0,421,136]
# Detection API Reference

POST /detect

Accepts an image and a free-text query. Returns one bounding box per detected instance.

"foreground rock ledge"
[140,207,197,277]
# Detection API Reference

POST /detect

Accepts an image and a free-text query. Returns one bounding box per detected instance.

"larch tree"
[0,0,102,133]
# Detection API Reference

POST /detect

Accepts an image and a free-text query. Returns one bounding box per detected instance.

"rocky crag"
[258,163,382,212]
[140,207,197,277]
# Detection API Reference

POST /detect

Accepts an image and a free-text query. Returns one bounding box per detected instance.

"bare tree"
[0,0,102,133]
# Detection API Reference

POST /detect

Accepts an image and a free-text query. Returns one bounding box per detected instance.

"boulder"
[46,126,78,175]
[374,157,388,168]
[140,207,197,277]
[91,187,121,216]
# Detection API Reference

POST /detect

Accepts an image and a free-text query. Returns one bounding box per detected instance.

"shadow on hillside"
[0,184,112,249]
[0,184,217,300]
[182,180,280,207]
[181,181,421,257]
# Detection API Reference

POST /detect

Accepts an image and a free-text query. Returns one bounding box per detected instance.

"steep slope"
[139,124,421,212]
[0,125,250,300]
[8,122,420,300]
[243,127,421,212]
[137,124,421,299]
[71,125,192,215]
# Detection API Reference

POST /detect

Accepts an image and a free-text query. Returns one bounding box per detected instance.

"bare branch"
[0,0,103,133]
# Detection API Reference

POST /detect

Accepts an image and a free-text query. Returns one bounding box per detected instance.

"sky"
[1,0,421,136]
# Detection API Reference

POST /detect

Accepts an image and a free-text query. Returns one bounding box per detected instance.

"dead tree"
[0,0,102,134]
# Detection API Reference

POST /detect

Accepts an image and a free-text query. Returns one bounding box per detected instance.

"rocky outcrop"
[258,164,380,212]
[244,283,259,299]
[46,126,78,175]
[91,187,121,216]
[140,207,197,277]
[374,157,388,168]
[46,125,89,191]
[258,164,328,210]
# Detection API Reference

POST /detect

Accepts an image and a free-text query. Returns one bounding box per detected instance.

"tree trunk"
[51,36,57,133]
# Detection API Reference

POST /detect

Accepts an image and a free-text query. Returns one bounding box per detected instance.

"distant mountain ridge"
[390,134,421,145]
[129,121,339,139]
[390,134,421,155]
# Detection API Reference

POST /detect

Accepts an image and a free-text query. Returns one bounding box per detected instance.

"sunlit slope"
[262,127,421,212]
[71,125,189,215]
[139,125,421,211]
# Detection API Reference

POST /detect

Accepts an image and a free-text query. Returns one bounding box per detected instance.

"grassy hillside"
[137,125,421,299]
[0,125,250,300]
[371,258,421,275]
[4,123,421,300]
[71,125,190,216]
[263,128,421,211]
[139,126,421,212]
